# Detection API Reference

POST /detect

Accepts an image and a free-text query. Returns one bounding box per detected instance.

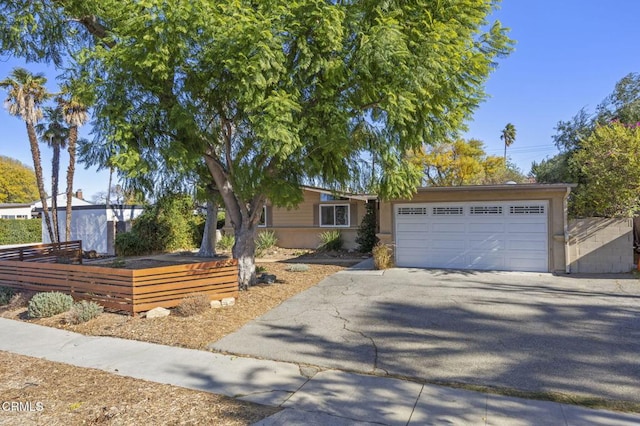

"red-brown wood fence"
[0,240,83,264]
[0,243,239,315]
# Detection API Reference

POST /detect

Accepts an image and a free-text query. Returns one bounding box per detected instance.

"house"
[38,202,145,255]
[225,186,376,250]
[239,183,577,273]
[0,203,34,219]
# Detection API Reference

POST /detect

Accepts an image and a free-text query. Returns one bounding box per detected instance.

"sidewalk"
[1,317,638,425]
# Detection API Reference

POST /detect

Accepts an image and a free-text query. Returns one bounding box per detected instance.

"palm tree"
[500,123,516,162]
[0,68,55,243]
[36,107,69,242]
[59,90,89,242]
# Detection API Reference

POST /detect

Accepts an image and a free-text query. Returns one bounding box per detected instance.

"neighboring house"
[38,202,145,255]
[0,203,33,219]
[225,186,376,250]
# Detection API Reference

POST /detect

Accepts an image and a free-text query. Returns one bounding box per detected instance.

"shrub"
[115,193,201,256]
[175,293,210,317]
[0,286,15,305]
[0,218,41,245]
[356,202,378,253]
[318,230,343,251]
[217,210,226,229]
[66,300,104,324]
[287,263,309,272]
[28,292,74,318]
[372,242,394,270]
[217,234,235,251]
[255,231,278,257]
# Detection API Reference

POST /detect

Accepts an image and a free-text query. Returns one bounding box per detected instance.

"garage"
[394,200,549,272]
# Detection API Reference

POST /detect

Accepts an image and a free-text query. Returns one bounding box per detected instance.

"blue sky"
[1,1,640,200]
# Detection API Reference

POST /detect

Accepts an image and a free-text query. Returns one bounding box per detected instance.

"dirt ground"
[0,253,363,424]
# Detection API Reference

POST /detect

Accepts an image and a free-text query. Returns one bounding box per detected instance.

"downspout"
[564,187,571,273]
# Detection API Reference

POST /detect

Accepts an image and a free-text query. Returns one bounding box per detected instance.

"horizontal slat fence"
[0,257,239,315]
[0,241,83,264]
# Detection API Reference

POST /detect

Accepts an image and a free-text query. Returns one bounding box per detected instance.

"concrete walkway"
[1,318,639,425]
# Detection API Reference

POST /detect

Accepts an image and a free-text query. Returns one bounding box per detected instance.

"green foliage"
[1,0,513,287]
[255,231,278,258]
[372,242,394,270]
[0,219,41,245]
[356,202,378,253]
[570,123,640,217]
[0,156,39,203]
[286,263,309,272]
[530,153,576,184]
[318,230,343,251]
[412,138,526,186]
[217,210,226,230]
[175,293,210,317]
[27,291,74,318]
[115,193,200,256]
[0,286,15,305]
[216,234,235,251]
[66,300,103,324]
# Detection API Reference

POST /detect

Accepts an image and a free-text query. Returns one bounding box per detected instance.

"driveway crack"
[332,306,388,375]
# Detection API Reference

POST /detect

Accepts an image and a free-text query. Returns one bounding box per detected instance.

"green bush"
[28,292,74,318]
[255,231,278,257]
[287,263,310,272]
[318,230,343,251]
[217,210,226,229]
[66,300,104,324]
[356,202,378,253]
[0,219,41,245]
[372,242,394,270]
[0,286,15,305]
[115,193,201,256]
[217,234,235,251]
[175,293,210,317]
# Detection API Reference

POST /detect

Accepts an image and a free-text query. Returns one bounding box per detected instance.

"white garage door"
[395,201,549,272]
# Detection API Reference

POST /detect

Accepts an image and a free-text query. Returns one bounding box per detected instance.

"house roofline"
[301,185,377,201]
[414,183,577,193]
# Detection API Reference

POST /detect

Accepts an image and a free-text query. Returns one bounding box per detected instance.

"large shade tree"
[2,0,512,288]
[0,156,39,203]
[413,138,526,186]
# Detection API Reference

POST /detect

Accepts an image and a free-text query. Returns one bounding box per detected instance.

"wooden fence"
[0,240,83,264]
[0,256,239,315]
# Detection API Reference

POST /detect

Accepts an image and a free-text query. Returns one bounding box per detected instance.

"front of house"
[248,183,576,274]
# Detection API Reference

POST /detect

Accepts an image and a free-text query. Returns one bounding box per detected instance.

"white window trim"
[319,203,350,227]
[258,205,267,227]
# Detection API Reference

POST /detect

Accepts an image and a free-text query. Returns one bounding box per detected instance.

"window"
[397,207,428,215]
[320,193,349,202]
[470,206,503,215]
[258,206,267,227]
[432,206,463,215]
[320,204,350,227]
[510,205,545,215]
[1,215,15,219]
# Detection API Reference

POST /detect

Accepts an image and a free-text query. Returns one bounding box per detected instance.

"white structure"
[0,203,34,219]
[40,204,145,255]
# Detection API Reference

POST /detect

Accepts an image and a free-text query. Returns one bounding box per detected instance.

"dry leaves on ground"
[0,259,352,424]
[0,351,279,426]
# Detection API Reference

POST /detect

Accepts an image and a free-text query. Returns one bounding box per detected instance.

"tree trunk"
[197,199,218,257]
[232,223,257,290]
[65,126,77,242]
[26,123,55,243]
[106,167,113,209]
[51,143,60,242]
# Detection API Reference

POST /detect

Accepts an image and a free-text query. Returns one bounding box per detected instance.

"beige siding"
[271,191,319,227]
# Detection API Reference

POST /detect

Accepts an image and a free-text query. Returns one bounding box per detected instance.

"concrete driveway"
[211,267,640,403]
